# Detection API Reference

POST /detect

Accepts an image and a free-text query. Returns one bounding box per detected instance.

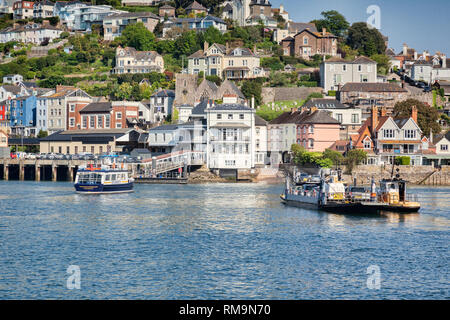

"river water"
[0,181,448,299]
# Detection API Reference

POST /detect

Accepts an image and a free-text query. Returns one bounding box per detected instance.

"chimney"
[204,41,209,52]
[442,55,447,69]
[403,43,408,56]
[206,101,210,109]
[371,105,378,134]
[290,107,297,114]
[380,107,387,117]
[414,51,418,60]
[411,105,418,123]
[422,50,427,59]
[226,42,229,51]
[430,128,433,144]
[251,96,255,109]
[322,27,326,36]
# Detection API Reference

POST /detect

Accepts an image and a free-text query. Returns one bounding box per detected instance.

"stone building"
[281,28,338,60]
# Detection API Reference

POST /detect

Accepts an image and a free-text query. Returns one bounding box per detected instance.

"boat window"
[112,174,117,181]
[105,174,111,181]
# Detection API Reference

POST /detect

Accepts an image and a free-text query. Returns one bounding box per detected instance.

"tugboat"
[281,167,420,214]
[74,163,134,194]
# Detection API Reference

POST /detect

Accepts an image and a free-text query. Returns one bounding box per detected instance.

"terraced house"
[112,46,164,74]
[0,22,63,44]
[188,42,264,80]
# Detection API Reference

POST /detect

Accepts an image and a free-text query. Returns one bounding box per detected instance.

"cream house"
[188,42,264,80]
[112,46,164,74]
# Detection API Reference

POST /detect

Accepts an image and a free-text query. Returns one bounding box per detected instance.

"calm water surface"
[0,181,448,299]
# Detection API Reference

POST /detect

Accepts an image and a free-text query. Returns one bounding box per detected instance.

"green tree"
[310,10,349,37]
[37,130,48,138]
[346,22,386,56]
[323,149,344,166]
[114,82,133,100]
[393,99,441,136]
[241,80,262,106]
[370,53,391,75]
[119,22,156,51]
[345,149,367,173]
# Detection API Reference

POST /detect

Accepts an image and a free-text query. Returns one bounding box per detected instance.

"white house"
[254,114,268,165]
[0,22,63,44]
[411,56,450,84]
[206,101,256,170]
[112,46,165,74]
[320,56,378,92]
[2,74,23,85]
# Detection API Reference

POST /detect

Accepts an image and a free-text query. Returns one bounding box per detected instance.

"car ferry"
[74,164,134,194]
[281,169,420,214]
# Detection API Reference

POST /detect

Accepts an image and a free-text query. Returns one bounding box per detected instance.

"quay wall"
[349,165,450,186]
[281,164,450,186]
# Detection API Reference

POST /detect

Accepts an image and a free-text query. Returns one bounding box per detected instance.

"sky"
[271,0,450,56]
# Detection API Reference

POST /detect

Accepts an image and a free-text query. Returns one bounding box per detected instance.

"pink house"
[296,109,340,152]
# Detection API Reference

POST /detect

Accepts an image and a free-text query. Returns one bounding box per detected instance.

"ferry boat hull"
[75,182,134,194]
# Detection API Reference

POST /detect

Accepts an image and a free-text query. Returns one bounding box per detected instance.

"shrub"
[395,156,410,166]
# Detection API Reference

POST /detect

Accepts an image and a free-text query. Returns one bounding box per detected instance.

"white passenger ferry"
[74,164,134,194]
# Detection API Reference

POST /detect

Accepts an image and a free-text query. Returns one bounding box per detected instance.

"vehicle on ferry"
[281,168,420,214]
[74,164,134,194]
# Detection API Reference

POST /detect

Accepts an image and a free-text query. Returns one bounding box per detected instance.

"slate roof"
[269,110,308,124]
[151,89,175,98]
[301,110,340,124]
[1,85,21,94]
[340,83,407,93]
[79,102,112,113]
[288,22,317,34]
[186,0,207,11]
[255,114,268,126]
[209,103,253,111]
[302,98,349,109]
[40,129,131,142]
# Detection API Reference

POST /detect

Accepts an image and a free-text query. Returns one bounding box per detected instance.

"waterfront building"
[112,46,164,74]
[103,11,160,41]
[65,88,93,130]
[254,114,268,165]
[35,89,55,133]
[78,101,141,130]
[295,109,340,152]
[337,106,428,165]
[206,100,256,170]
[149,89,175,123]
[301,98,362,140]
[9,95,37,137]
[62,4,122,31]
[39,128,140,154]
